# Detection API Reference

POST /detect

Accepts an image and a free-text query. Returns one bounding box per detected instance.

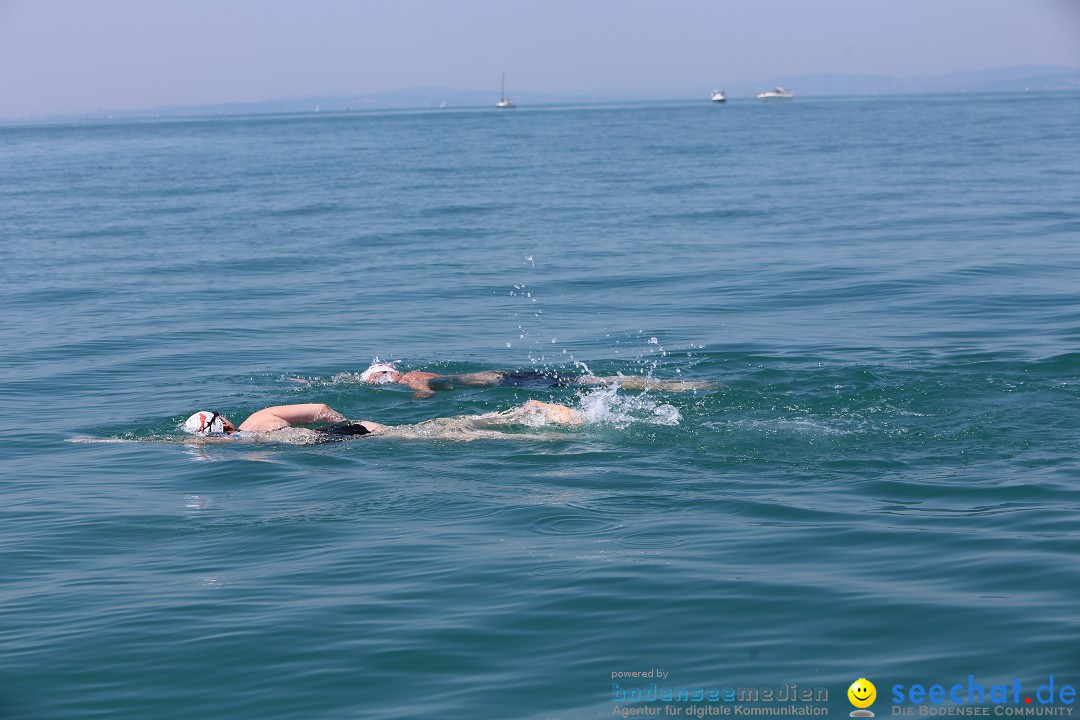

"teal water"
[2,94,1079,719]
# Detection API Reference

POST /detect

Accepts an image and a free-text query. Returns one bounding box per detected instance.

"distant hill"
[16,65,1080,122]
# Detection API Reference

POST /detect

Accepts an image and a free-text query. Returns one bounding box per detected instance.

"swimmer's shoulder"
[400,371,441,382]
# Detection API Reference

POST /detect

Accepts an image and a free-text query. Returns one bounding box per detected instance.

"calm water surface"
[2,94,1079,719]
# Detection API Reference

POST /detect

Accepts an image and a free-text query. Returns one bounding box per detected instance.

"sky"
[1,0,1078,117]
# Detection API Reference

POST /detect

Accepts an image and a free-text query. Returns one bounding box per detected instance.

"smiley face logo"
[848,679,876,716]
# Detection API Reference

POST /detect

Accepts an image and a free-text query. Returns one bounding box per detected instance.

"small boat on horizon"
[710,90,727,103]
[757,87,794,100]
[496,74,516,108]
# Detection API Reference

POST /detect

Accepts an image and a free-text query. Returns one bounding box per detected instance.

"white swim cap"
[360,362,400,384]
[183,411,226,435]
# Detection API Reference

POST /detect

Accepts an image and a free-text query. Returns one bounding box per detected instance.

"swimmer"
[181,399,581,442]
[340,361,716,398]
[185,403,384,436]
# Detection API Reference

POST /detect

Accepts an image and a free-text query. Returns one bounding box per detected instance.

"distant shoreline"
[2,88,1078,126]
[2,65,1078,123]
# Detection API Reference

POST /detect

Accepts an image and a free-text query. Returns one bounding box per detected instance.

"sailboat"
[496,74,516,108]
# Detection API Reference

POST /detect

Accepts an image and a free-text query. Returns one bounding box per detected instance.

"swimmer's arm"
[405,379,435,399]
[400,371,441,399]
[593,375,651,390]
[238,404,347,432]
[404,371,504,398]
[471,400,582,427]
[522,399,582,425]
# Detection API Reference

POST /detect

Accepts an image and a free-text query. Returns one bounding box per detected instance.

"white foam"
[66,436,138,444]
[573,384,681,428]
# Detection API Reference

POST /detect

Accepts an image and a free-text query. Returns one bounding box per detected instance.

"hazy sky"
[1,0,1078,117]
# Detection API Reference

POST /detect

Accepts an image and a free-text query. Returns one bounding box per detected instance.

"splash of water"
[571,359,594,377]
[572,384,681,429]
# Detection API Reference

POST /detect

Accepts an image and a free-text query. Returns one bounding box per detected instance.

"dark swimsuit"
[317,422,372,441]
[495,370,571,388]
[424,370,575,391]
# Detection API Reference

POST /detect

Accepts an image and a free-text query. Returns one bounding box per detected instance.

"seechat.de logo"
[849,678,877,717]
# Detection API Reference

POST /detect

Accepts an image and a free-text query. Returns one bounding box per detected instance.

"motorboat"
[496,74,516,108]
[710,90,727,103]
[757,87,794,100]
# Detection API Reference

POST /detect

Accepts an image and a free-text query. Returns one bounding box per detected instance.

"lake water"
[2,93,1079,719]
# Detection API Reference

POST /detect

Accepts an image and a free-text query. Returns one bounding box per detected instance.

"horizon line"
[3,64,1078,123]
